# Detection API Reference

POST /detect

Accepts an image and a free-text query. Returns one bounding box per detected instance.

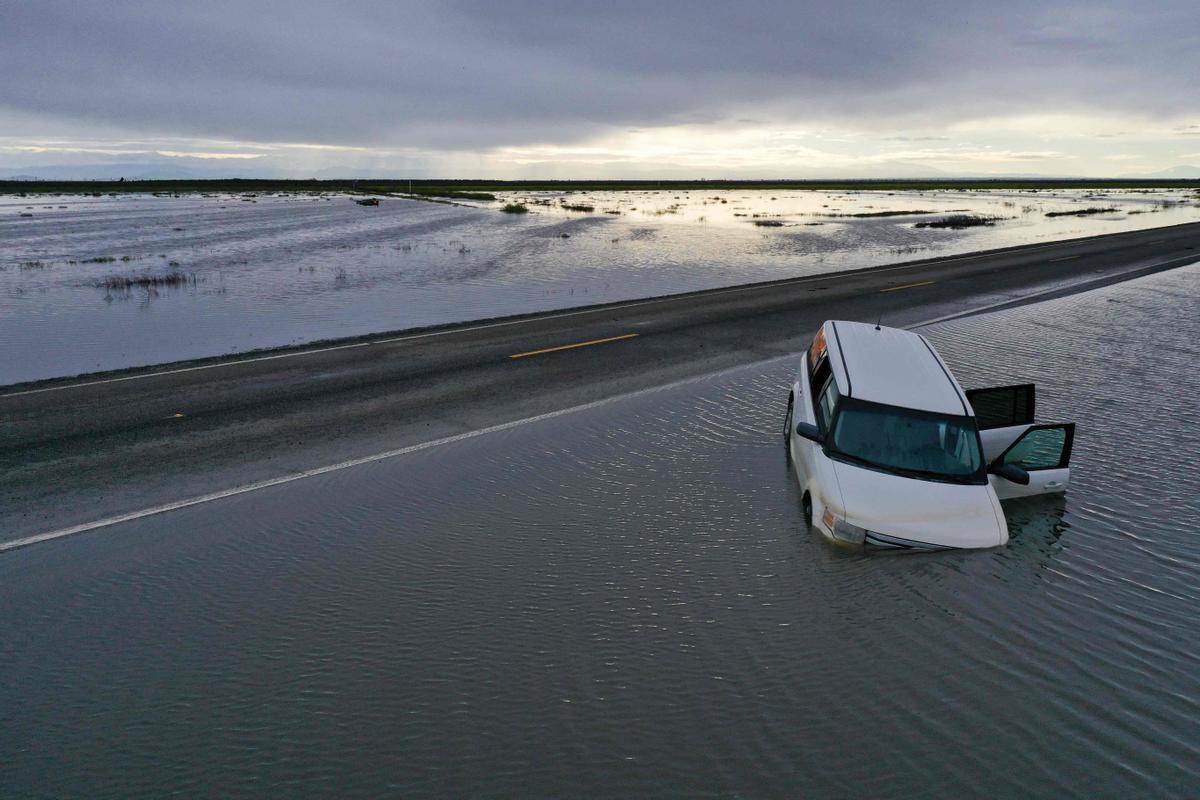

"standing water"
[1,188,1198,384]
[0,264,1197,797]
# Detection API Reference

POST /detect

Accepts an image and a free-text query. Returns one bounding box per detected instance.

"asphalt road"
[3,222,1198,543]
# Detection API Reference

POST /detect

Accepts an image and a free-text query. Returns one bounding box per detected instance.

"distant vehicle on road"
[785,320,1074,550]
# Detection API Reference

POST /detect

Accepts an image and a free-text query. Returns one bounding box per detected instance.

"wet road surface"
[2,223,1199,540]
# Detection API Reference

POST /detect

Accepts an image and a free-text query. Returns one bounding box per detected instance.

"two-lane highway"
[2,221,1198,544]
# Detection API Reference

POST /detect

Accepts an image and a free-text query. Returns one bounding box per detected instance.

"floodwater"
[2,264,1197,798]
[1,187,1198,384]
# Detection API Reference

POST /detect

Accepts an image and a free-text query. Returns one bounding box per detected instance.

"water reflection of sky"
[1,188,1197,383]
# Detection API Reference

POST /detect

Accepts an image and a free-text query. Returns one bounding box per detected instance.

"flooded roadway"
[2,264,1199,797]
[2,187,1198,384]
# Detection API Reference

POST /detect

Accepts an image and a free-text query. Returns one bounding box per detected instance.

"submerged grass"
[1045,207,1119,217]
[823,209,937,217]
[395,187,496,201]
[95,272,198,290]
[914,214,1006,229]
[500,203,529,214]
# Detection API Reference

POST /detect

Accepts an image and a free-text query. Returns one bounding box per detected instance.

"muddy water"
[1,188,1197,384]
[1,265,1197,797]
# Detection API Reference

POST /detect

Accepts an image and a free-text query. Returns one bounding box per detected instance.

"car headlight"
[821,508,867,545]
[831,518,867,545]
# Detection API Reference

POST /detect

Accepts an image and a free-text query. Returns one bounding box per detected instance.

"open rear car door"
[966,384,1075,500]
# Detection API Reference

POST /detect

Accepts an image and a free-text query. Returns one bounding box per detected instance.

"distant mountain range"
[1122,165,1200,179]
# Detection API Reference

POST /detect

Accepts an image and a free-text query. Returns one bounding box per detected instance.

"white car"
[785,320,1074,550]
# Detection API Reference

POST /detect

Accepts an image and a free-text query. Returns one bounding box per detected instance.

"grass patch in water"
[500,203,530,214]
[410,188,495,201]
[914,214,1005,229]
[1045,207,1119,217]
[96,272,197,290]
[824,209,937,217]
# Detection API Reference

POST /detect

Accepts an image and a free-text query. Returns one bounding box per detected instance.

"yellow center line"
[510,332,639,359]
[1049,255,1079,262]
[879,280,935,293]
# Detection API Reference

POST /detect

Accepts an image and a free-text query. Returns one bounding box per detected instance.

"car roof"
[825,320,971,416]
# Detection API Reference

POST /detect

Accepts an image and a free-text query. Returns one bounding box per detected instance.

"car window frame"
[993,423,1075,471]
[825,396,989,485]
[809,351,833,424]
[815,375,841,434]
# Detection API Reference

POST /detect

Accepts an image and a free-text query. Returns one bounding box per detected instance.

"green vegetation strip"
[4,178,1200,195]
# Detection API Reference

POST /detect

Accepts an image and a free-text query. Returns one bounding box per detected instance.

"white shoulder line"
[910,257,1186,329]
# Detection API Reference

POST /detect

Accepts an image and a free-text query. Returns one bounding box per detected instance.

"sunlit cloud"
[155,151,262,159]
[0,145,139,156]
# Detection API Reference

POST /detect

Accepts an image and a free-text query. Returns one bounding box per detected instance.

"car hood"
[832,460,1007,549]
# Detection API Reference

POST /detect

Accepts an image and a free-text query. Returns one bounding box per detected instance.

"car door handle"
[1044,481,1063,489]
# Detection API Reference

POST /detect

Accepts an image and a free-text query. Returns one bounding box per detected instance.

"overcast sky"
[3,1,1199,178]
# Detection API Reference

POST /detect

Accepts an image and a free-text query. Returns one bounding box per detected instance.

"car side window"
[1003,427,1067,470]
[815,377,840,433]
[810,356,831,417]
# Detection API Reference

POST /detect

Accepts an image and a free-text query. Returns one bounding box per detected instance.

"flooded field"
[2,264,1197,798]
[2,187,1198,384]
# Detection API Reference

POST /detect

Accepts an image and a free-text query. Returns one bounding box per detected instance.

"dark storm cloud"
[2,1,1196,149]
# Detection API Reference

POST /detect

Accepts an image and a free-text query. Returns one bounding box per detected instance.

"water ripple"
[1,265,1198,797]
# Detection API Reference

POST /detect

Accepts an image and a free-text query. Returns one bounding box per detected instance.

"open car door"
[966,383,1035,430]
[970,383,1038,458]
[967,384,1073,499]
[984,423,1075,499]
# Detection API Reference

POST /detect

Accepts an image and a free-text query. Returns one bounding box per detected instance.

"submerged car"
[785,320,1074,550]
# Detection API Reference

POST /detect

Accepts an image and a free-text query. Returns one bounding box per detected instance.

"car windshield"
[830,401,983,482]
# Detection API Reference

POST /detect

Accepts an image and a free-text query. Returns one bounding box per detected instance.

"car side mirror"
[990,462,1031,485]
[795,421,823,443]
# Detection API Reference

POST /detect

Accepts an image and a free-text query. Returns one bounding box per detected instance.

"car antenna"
[874,314,882,331]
